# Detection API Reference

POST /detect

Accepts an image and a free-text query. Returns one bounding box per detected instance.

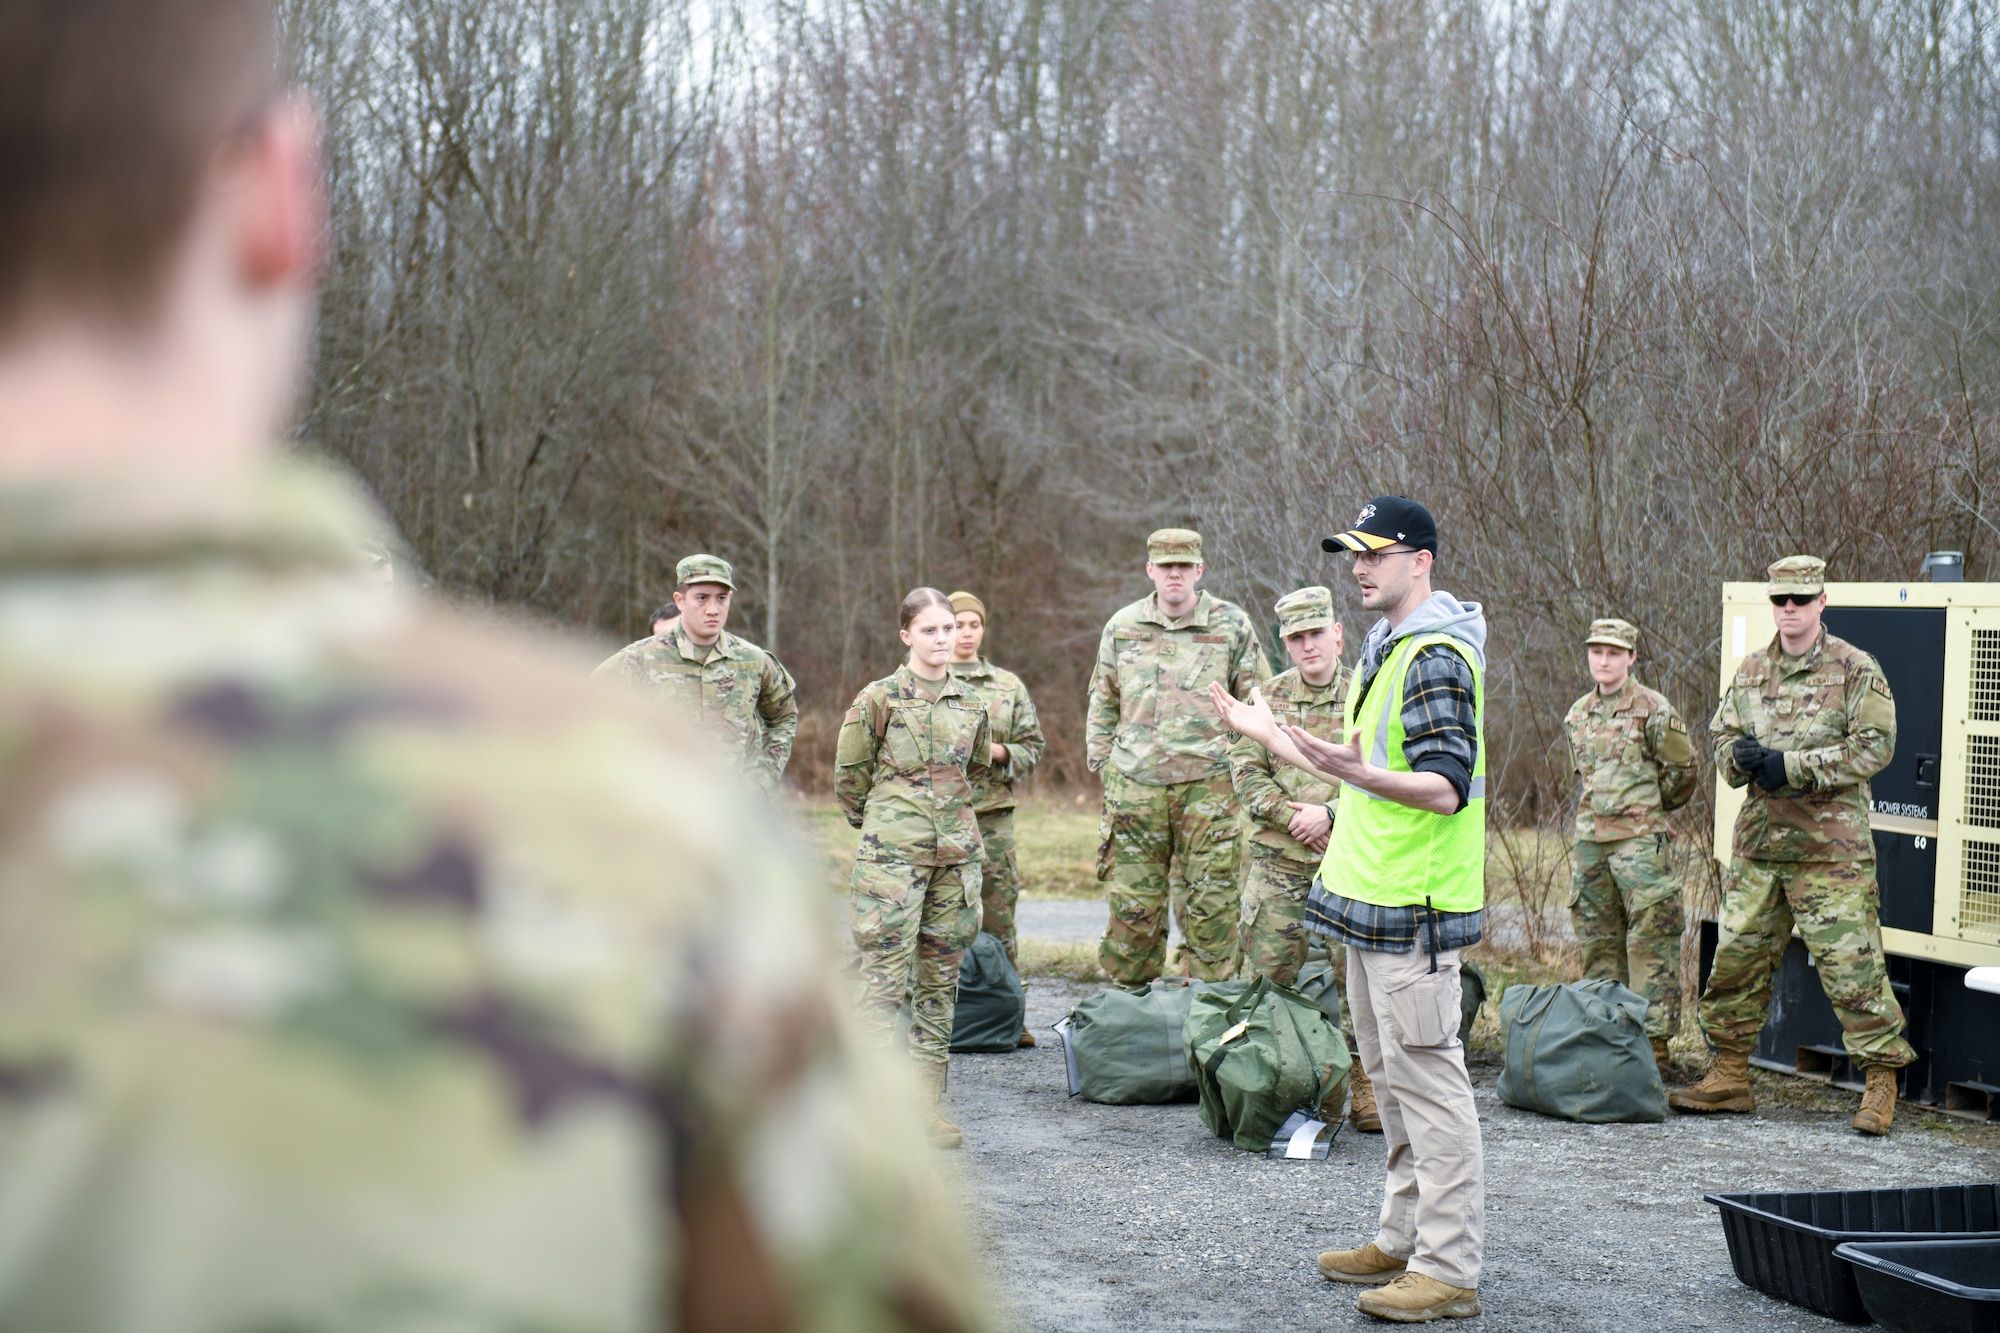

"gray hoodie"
[1357,591,1488,688]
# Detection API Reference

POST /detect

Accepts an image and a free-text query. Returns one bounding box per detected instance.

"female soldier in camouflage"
[837,588,994,1147]
[947,590,1047,1046]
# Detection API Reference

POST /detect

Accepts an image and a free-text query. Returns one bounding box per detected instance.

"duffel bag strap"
[1201,976,1271,1080]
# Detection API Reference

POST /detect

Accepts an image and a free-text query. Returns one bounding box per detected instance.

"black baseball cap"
[1322,496,1439,556]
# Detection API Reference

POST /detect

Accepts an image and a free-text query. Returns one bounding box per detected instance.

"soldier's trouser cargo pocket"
[851,859,981,1067]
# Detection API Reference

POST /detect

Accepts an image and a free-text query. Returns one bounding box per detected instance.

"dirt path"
[943,979,2000,1332]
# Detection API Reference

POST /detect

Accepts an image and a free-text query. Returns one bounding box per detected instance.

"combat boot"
[1017,1025,1037,1048]
[1355,1271,1481,1322]
[1348,1065,1382,1133]
[1317,1241,1408,1286]
[1853,1065,1898,1136]
[1667,1051,1754,1114]
[1651,1037,1671,1079]
[916,1062,963,1149]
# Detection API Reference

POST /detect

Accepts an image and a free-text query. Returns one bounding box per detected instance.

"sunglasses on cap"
[1769,593,1819,608]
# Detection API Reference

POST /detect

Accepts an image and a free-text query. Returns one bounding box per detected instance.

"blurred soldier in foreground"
[1086,529,1270,984]
[1672,556,1913,1135]
[947,591,1046,1046]
[1228,586,1379,1129]
[0,3,988,1329]
[593,555,799,793]
[1562,618,1697,1074]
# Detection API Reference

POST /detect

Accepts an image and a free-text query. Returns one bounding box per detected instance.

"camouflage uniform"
[1700,560,1914,1071]
[1230,588,1349,989]
[592,556,798,793]
[949,657,1045,966]
[1086,530,1270,984]
[1563,619,1697,1039]
[836,666,992,1070]
[0,460,989,1333]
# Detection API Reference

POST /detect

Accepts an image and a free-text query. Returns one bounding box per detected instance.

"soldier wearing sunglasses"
[1672,555,1913,1135]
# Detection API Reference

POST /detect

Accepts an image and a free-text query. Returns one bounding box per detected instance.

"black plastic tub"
[1704,1184,2000,1322]
[1835,1239,2000,1332]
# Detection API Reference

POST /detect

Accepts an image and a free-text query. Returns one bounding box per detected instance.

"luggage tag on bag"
[1268,1108,1335,1160]
[1052,1016,1082,1097]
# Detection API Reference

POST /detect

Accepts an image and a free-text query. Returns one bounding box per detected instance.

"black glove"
[1737,737,1790,792]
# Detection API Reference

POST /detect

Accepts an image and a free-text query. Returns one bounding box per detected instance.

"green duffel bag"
[948,931,1026,1053]
[1295,948,1345,1030]
[1056,978,1231,1103]
[1496,978,1665,1123]
[1184,976,1352,1151]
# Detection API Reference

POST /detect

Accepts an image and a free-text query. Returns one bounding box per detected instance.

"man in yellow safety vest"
[1213,495,1486,1324]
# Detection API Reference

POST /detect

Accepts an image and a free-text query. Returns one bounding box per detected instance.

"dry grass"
[1017,939,1109,984]
[798,794,1103,899]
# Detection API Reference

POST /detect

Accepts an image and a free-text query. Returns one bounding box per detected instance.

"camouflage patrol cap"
[948,590,987,621]
[1147,528,1204,565]
[1275,586,1335,636]
[675,553,734,589]
[1767,555,1825,596]
[1583,618,1639,651]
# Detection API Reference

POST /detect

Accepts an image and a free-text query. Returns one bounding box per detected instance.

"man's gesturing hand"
[1209,681,1277,744]
[1283,725,1368,785]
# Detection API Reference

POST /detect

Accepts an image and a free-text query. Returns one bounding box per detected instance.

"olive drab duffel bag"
[1294,950,1345,1029]
[1496,978,1666,1123]
[1053,978,1225,1103]
[948,931,1028,1053]
[1184,976,1352,1151]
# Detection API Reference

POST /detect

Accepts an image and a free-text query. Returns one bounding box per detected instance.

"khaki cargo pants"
[1347,941,1484,1291]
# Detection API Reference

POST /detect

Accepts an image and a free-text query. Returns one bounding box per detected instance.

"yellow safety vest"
[1315,632,1486,912]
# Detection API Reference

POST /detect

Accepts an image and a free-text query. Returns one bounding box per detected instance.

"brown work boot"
[1349,1065,1383,1133]
[1853,1065,1898,1136]
[1651,1037,1672,1079]
[1668,1051,1754,1114]
[1355,1271,1481,1322]
[915,1062,963,1149]
[1017,1025,1037,1048]
[1318,1241,1408,1286]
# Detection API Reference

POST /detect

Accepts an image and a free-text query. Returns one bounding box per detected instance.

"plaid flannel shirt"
[1306,640,1483,954]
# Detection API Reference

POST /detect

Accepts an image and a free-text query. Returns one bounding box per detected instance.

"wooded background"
[286,0,2000,910]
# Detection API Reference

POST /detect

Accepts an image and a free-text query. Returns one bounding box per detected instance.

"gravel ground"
[941,978,2000,1332]
[1011,898,1554,951]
